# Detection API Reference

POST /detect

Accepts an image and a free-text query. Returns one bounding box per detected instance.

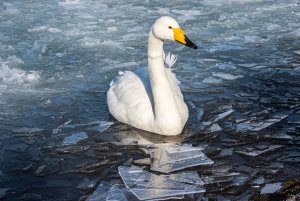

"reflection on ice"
[149,144,213,173]
[118,166,205,200]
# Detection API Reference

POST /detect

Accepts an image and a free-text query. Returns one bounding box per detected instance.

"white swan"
[107,16,197,136]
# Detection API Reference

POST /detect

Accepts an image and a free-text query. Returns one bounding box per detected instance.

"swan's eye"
[168,26,172,29]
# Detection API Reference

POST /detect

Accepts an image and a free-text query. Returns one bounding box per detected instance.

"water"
[1,0,300,200]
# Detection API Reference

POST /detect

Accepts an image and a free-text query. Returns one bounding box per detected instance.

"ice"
[212,72,243,81]
[58,120,113,133]
[62,132,88,145]
[106,185,128,201]
[236,145,283,157]
[77,178,97,192]
[205,123,222,133]
[265,133,293,140]
[0,64,40,85]
[188,101,204,122]
[118,166,205,200]
[253,176,265,185]
[261,182,282,194]
[293,67,300,74]
[149,144,214,173]
[202,76,222,84]
[86,182,111,201]
[1,2,19,15]
[215,63,237,70]
[12,127,44,134]
[234,114,288,132]
[2,0,300,199]
[212,109,234,123]
[88,121,114,133]
[0,188,9,199]
[202,172,240,184]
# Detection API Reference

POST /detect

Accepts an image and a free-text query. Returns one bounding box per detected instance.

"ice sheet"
[62,132,88,145]
[234,114,288,132]
[236,145,283,157]
[261,182,282,194]
[149,144,214,173]
[118,166,205,200]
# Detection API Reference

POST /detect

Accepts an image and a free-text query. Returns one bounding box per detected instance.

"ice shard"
[118,165,205,201]
[149,144,214,173]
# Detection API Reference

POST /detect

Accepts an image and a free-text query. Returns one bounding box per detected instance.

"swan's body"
[107,16,197,136]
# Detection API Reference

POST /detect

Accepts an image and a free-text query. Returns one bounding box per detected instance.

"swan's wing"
[107,69,153,124]
[163,51,177,68]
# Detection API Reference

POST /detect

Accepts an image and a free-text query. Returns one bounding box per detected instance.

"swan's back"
[107,66,187,133]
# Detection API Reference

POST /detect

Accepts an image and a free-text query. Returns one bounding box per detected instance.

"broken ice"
[236,145,283,157]
[149,144,214,173]
[234,114,288,132]
[118,165,205,200]
[62,132,88,145]
[261,182,282,194]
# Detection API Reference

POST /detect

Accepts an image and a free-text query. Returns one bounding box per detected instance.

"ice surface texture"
[149,143,214,173]
[1,0,300,200]
[118,166,205,200]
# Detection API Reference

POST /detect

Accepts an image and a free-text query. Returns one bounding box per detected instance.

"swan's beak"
[173,28,197,49]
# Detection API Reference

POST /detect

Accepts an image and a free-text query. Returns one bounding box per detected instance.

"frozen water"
[106,185,128,201]
[12,127,44,134]
[253,176,265,185]
[236,145,283,157]
[118,166,205,200]
[212,72,243,81]
[149,144,213,173]
[261,182,282,194]
[212,109,234,124]
[88,121,114,132]
[202,76,223,84]
[234,114,288,132]
[86,182,111,201]
[62,132,88,145]
[1,0,300,200]
[0,64,40,85]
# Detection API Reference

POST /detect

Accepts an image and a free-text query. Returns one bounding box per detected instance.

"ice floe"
[118,166,205,200]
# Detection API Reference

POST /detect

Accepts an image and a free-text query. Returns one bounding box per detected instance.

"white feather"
[163,51,177,68]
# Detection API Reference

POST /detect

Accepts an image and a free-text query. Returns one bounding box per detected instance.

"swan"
[107,16,197,136]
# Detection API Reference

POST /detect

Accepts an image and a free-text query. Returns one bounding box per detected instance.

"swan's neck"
[147,30,182,133]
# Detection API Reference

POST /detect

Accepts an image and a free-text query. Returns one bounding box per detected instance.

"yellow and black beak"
[172,28,197,49]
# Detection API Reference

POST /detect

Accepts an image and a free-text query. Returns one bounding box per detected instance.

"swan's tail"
[163,51,177,69]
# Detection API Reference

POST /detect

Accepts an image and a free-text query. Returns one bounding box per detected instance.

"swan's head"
[152,16,197,49]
